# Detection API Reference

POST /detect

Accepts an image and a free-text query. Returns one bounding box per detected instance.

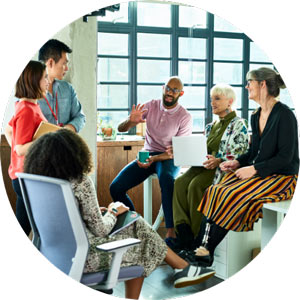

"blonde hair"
[210,83,236,103]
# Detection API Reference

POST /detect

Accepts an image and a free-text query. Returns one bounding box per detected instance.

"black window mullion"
[129,1,137,134]
[242,37,250,120]
[172,4,178,76]
[205,12,214,124]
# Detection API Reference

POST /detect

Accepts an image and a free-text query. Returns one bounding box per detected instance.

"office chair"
[17,172,144,293]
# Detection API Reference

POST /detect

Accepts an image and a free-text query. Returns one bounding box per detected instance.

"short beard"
[163,94,179,107]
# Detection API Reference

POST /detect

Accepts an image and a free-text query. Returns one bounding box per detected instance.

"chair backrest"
[17,172,89,281]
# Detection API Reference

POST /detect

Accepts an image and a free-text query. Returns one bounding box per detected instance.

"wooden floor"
[112,263,223,299]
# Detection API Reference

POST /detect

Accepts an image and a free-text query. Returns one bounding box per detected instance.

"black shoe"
[178,250,214,267]
[173,264,215,288]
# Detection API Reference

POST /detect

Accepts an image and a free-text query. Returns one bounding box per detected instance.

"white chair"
[17,172,144,293]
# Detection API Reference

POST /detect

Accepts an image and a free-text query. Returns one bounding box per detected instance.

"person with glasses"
[110,76,192,240]
[169,84,249,253]
[181,67,298,267]
[37,39,85,132]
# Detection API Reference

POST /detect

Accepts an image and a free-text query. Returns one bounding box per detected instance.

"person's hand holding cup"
[137,150,152,168]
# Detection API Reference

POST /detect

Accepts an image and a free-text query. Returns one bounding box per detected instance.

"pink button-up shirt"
[142,99,192,152]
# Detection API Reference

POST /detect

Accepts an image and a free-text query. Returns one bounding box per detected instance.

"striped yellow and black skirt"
[197,172,298,232]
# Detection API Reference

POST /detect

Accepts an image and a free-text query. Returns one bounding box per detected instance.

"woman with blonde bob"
[169,83,249,252]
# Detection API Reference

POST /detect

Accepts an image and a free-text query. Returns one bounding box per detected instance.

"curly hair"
[24,129,93,181]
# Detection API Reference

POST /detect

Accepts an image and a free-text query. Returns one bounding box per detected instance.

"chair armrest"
[96,238,141,290]
[96,238,141,252]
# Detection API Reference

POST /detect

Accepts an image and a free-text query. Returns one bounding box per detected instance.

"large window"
[97,2,293,133]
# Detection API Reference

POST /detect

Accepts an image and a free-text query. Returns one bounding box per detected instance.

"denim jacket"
[38,80,86,132]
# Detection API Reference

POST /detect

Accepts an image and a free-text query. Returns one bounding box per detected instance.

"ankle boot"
[175,223,194,250]
[206,222,228,257]
[191,220,228,267]
[192,216,209,250]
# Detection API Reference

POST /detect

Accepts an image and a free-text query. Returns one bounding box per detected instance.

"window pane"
[97,84,128,108]
[214,15,241,32]
[179,37,206,59]
[213,63,243,84]
[249,64,274,72]
[189,110,205,132]
[214,38,243,61]
[183,86,205,108]
[232,87,242,109]
[137,2,171,27]
[97,111,129,129]
[97,3,129,23]
[178,61,206,84]
[137,85,163,104]
[98,58,128,82]
[137,60,170,83]
[98,33,128,55]
[250,42,271,62]
[137,33,170,58]
[280,88,294,108]
[179,6,207,28]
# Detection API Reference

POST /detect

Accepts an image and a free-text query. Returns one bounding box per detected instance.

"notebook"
[33,121,61,140]
[172,135,207,167]
[109,211,140,237]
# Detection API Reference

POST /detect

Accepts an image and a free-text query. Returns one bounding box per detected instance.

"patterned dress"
[71,175,168,276]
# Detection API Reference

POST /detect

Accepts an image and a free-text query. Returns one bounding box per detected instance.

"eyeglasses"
[164,85,182,94]
[246,79,259,87]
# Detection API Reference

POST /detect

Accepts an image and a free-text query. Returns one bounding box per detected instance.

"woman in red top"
[5,60,49,235]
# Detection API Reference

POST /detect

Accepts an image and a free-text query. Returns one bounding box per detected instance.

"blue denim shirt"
[38,80,86,132]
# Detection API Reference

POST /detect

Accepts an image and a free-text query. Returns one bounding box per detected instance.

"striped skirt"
[197,172,298,232]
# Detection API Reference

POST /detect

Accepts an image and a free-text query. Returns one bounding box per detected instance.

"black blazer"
[237,101,299,178]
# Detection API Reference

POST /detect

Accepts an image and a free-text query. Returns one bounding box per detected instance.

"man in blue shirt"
[38,39,85,132]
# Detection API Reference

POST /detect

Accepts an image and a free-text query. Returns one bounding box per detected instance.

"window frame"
[97,2,274,134]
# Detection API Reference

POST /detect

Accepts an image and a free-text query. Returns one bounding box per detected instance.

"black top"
[237,101,299,178]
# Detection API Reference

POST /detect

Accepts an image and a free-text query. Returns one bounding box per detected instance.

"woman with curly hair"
[24,129,215,299]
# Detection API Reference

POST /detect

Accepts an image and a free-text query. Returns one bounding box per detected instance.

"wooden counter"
[0,134,16,212]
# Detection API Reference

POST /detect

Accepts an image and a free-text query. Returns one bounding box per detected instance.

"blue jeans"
[110,152,180,228]
[12,178,31,235]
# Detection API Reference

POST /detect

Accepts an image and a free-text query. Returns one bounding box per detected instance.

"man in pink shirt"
[110,76,192,239]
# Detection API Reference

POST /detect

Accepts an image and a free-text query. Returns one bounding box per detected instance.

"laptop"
[172,135,207,167]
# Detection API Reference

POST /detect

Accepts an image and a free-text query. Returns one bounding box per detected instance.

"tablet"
[172,135,207,167]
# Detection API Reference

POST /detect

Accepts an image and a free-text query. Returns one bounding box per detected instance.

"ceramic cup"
[138,150,150,163]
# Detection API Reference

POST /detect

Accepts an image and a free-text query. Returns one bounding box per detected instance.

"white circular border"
[1,1,299,299]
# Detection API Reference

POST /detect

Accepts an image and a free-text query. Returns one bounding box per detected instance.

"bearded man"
[110,76,192,240]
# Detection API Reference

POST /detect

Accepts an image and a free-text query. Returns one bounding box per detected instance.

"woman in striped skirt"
[186,67,299,267]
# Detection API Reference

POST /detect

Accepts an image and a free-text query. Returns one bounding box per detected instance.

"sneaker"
[173,264,215,288]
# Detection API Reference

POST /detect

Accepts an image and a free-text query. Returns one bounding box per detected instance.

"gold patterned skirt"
[198,172,297,232]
